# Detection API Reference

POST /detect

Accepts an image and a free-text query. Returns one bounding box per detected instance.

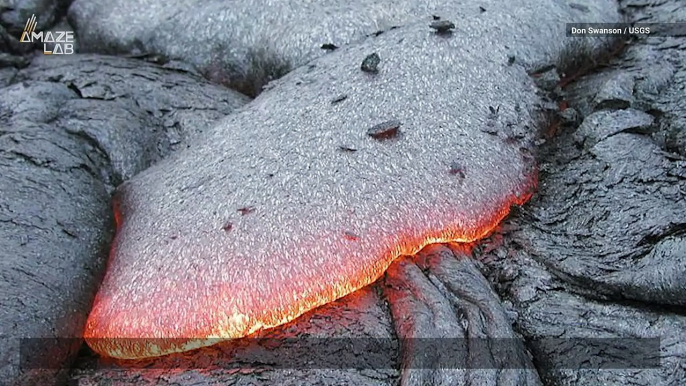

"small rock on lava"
[430,20,455,34]
[361,53,381,73]
[449,161,466,178]
[338,145,358,152]
[367,120,401,140]
[344,231,360,241]
[331,94,347,104]
[238,207,256,216]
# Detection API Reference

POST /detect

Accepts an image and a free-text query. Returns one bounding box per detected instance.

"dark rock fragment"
[366,119,401,140]
[360,53,380,73]
[533,68,561,91]
[559,107,580,127]
[344,231,360,241]
[238,206,256,216]
[331,94,347,104]
[507,54,516,65]
[449,161,465,178]
[429,20,455,34]
[338,145,357,152]
[321,43,338,51]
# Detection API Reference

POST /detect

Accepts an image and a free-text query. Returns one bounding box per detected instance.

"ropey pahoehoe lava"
[83,16,555,360]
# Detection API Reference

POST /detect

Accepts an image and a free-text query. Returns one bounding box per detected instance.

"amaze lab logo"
[20,14,74,55]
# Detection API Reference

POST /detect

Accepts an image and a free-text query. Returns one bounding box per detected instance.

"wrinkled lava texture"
[83,0,619,359]
[0,54,248,384]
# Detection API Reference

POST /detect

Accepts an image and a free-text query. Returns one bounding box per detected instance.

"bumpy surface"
[68,0,615,96]
[0,54,247,385]
[475,1,686,384]
[83,0,619,359]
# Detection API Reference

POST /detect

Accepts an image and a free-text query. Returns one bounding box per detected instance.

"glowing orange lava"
[84,173,535,360]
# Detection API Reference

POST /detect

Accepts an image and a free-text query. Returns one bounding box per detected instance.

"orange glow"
[85,175,536,360]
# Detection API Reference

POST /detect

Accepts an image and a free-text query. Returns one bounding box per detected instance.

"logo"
[20,14,74,55]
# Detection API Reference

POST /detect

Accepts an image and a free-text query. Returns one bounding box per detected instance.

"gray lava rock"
[592,72,635,110]
[16,54,249,187]
[528,121,686,308]
[0,0,62,36]
[384,245,541,385]
[573,108,655,148]
[532,68,560,92]
[67,0,619,96]
[474,2,686,384]
[504,257,686,386]
[0,80,113,386]
[0,54,247,385]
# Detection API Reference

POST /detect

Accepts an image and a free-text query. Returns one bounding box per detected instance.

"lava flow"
[82,8,545,359]
[84,177,535,360]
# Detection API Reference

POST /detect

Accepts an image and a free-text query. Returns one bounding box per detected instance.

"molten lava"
[84,182,534,360]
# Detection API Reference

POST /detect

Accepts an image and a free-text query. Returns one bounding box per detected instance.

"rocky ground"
[0,0,684,385]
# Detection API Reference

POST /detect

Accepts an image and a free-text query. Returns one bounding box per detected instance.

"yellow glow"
[85,177,535,360]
